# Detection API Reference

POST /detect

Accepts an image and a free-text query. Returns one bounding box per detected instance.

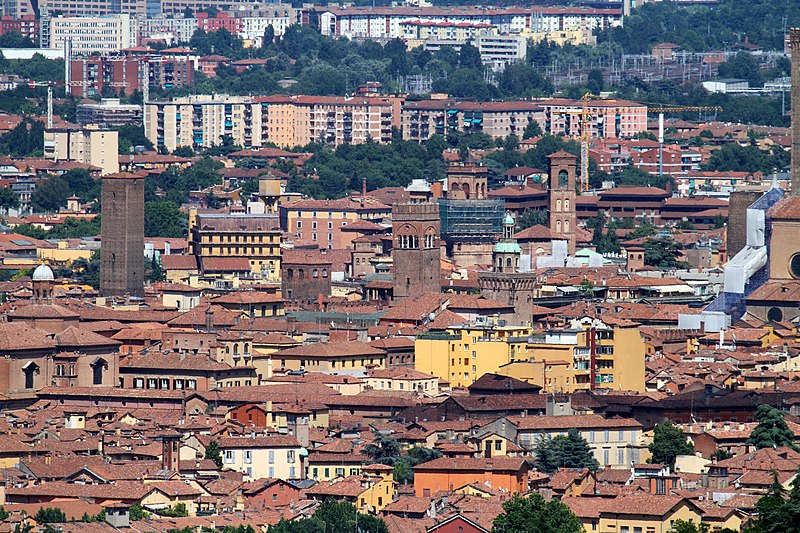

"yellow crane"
[647,106,723,177]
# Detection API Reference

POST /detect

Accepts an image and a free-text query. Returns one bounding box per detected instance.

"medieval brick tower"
[548,151,578,255]
[100,172,144,297]
[392,202,440,300]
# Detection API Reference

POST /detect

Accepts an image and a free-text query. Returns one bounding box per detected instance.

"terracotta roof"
[161,255,198,270]
[216,436,300,449]
[0,322,56,351]
[213,291,285,305]
[508,414,641,430]
[274,340,385,359]
[415,457,526,473]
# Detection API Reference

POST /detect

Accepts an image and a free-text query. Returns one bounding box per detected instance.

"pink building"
[540,98,648,139]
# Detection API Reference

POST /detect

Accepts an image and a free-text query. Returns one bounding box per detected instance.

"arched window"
[23,362,39,390]
[506,257,512,267]
[565,199,570,210]
[565,220,570,232]
[287,268,294,279]
[322,269,328,278]
[556,220,562,232]
[312,269,319,278]
[556,199,562,212]
[558,169,569,188]
[497,257,502,267]
[463,183,471,199]
[91,358,107,386]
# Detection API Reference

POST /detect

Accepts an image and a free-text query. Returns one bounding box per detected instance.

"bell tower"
[493,213,521,273]
[548,151,578,255]
[392,202,440,300]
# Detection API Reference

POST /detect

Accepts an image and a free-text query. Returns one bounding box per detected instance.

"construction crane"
[647,106,723,177]
[28,81,54,129]
[579,92,595,192]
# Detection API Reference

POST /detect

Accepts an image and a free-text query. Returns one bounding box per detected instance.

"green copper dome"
[494,241,521,254]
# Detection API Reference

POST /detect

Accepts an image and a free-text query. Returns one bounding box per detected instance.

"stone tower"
[392,202,440,300]
[493,213,521,273]
[446,161,487,200]
[100,172,144,297]
[548,151,578,255]
[791,28,800,196]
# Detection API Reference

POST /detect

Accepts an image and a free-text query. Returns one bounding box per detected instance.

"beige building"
[216,435,303,481]
[46,14,137,53]
[145,94,404,151]
[44,127,119,176]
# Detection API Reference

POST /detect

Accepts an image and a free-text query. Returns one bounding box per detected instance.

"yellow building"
[269,341,386,373]
[563,494,711,533]
[37,240,94,265]
[306,465,395,513]
[414,318,646,392]
[415,325,533,389]
[189,210,282,283]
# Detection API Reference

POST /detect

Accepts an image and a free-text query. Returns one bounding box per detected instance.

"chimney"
[791,28,800,196]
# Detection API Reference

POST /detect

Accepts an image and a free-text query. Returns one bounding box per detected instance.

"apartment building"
[400,19,495,45]
[38,0,145,17]
[145,94,404,152]
[317,5,621,40]
[137,15,198,45]
[236,6,301,46]
[44,126,119,176]
[541,98,648,139]
[189,211,282,282]
[45,14,137,53]
[0,15,37,42]
[77,98,143,127]
[216,435,303,481]
[279,197,392,250]
[415,317,646,392]
[402,99,544,142]
[70,53,194,98]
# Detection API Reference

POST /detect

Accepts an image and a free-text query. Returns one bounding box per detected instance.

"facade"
[280,198,391,250]
[77,98,143,127]
[38,0,145,16]
[236,6,301,46]
[392,202,441,300]
[70,53,194,98]
[540,98,648,139]
[0,15,37,42]
[317,5,621,40]
[145,94,404,152]
[402,99,543,142]
[413,457,528,497]
[100,172,144,297]
[44,127,120,176]
[217,436,303,481]
[189,212,282,282]
[281,248,333,303]
[137,15,198,44]
[46,14,137,53]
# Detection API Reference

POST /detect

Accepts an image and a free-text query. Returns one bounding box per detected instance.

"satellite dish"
[428,313,436,321]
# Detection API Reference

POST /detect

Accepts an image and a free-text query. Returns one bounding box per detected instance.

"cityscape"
[0,0,795,531]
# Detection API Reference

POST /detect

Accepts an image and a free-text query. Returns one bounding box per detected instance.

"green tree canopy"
[747,405,797,450]
[205,440,223,469]
[266,500,388,533]
[31,176,70,213]
[144,201,186,238]
[492,493,584,533]
[648,421,694,469]
[534,429,599,473]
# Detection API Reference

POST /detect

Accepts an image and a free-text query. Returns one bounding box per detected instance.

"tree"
[648,421,694,469]
[263,24,275,47]
[517,209,548,229]
[0,187,19,213]
[129,503,148,521]
[31,176,70,213]
[672,520,710,533]
[363,433,402,464]
[144,201,186,238]
[534,429,599,473]
[492,493,584,533]
[35,508,67,524]
[0,31,35,48]
[205,440,223,469]
[597,227,620,254]
[522,119,543,140]
[642,238,686,268]
[587,69,604,94]
[747,405,797,450]
[458,43,482,69]
[267,500,388,533]
[172,146,194,157]
[0,507,9,520]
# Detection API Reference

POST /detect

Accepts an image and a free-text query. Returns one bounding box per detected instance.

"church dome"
[32,263,54,281]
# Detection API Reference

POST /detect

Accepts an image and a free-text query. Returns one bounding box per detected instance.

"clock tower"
[548,151,578,255]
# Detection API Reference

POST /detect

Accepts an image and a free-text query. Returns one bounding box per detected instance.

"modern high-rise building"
[100,172,145,297]
[391,202,441,300]
[45,14,137,53]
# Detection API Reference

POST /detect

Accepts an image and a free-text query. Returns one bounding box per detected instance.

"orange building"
[413,457,528,497]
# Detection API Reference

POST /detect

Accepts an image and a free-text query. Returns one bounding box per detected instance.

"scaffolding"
[438,199,504,238]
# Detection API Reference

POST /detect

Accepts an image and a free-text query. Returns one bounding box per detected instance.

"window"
[287,450,296,463]
[268,450,275,463]
[268,466,274,478]
[224,450,235,464]
[495,440,502,451]
[23,362,38,389]
[244,450,252,464]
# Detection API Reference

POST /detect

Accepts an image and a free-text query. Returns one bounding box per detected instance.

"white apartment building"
[475,33,527,68]
[237,7,301,46]
[138,15,198,45]
[46,14,137,53]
